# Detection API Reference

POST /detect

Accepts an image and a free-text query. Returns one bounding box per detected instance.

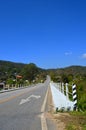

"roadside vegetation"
[66,111,86,130]
[53,111,86,130]
[0,60,47,89]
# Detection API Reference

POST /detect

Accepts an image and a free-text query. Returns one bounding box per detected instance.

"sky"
[0,0,86,69]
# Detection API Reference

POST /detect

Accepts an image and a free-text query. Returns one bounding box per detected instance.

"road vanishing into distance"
[0,77,55,130]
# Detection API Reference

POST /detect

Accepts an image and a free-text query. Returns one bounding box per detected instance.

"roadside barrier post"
[72,84,77,111]
[66,83,69,99]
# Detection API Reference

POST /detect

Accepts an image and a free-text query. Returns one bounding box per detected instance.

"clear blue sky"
[0,0,86,69]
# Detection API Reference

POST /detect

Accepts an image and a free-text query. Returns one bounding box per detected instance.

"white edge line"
[41,86,49,130]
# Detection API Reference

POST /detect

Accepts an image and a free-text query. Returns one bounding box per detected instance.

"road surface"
[0,78,51,130]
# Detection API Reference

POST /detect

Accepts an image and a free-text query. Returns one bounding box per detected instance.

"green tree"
[21,63,39,83]
[61,74,69,83]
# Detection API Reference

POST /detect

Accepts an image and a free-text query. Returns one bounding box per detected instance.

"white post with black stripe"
[72,84,77,110]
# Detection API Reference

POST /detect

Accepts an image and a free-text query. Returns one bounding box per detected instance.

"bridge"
[50,81,77,111]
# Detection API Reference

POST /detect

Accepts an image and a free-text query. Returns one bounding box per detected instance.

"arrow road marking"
[19,95,41,105]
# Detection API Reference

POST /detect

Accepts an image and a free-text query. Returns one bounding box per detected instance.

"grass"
[53,111,86,130]
[65,111,86,130]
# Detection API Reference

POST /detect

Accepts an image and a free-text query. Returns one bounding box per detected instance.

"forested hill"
[0,60,26,74]
[47,65,86,76]
[0,60,86,77]
[62,65,86,75]
[0,60,46,82]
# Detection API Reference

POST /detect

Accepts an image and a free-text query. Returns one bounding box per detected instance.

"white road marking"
[41,86,49,130]
[19,95,41,105]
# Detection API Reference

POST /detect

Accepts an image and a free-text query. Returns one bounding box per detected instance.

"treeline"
[47,65,86,83]
[0,60,47,85]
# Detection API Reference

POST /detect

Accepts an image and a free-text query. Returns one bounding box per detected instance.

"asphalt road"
[0,78,50,130]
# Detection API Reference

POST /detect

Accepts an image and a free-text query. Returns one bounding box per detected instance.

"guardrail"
[50,81,77,111]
